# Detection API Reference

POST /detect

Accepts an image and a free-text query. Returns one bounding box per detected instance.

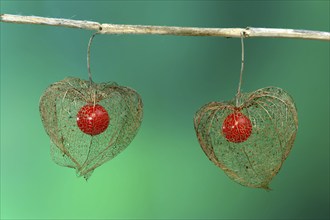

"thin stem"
[1,14,329,41]
[87,32,98,86]
[236,33,245,107]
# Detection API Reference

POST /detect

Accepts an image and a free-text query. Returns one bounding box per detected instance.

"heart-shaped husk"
[39,77,143,179]
[194,87,298,189]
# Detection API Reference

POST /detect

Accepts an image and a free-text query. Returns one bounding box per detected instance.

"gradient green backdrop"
[1,1,329,219]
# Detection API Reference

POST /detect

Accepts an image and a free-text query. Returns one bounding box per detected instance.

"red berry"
[222,112,252,143]
[76,104,110,136]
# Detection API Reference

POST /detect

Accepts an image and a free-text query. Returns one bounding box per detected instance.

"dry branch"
[1,14,330,41]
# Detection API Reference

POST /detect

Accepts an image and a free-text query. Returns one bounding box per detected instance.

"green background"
[1,1,329,219]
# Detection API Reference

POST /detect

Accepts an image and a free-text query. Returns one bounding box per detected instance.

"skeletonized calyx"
[194,87,298,189]
[39,77,143,179]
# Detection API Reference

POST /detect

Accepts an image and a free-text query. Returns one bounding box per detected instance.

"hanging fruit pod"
[194,87,298,189]
[39,77,143,179]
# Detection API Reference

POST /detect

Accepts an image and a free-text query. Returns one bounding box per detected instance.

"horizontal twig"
[1,14,329,41]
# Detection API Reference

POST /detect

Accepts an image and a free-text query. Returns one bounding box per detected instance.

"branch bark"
[1,14,329,41]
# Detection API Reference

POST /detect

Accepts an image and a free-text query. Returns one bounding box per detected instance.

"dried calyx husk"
[40,77,143,179]
[194,87,298,189]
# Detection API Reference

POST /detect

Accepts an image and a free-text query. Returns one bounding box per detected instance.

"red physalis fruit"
[76,104,110,136]
[222,111,252,143]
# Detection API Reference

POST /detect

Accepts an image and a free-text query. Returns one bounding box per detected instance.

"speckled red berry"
[222,112,252,143]
[76,104,110,136]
